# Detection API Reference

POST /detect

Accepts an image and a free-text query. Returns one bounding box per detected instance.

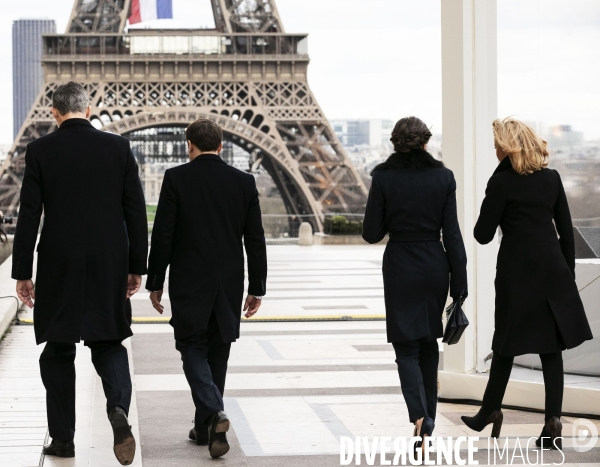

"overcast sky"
[0,0,599,145]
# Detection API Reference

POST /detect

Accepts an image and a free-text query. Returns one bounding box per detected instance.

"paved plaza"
[1,245,599,466]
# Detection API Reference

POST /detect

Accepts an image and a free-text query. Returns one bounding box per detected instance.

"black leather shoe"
[208,410,230,458]
[42,439,75,458]
[189,427,209,446]
[109,406,136,465]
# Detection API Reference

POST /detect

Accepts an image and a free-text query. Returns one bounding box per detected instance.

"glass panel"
[103,36,118,55]
[118,36,130,55]
[252,36,277,55]
[276,36,308,55]
[162,36,190,55]
[56,37,72,55]
[74,36,101,55]
[221,37,234,54]
[251,36,276,54]
[45,37,58,56]
[279,36,295,55]
[130,36,161,54]
[233,36,249,54]
[191,36,221,54]
[297,37,308,55]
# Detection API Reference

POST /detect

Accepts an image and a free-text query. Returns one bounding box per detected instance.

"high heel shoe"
[461,409,503,438]
[414,417,435,455]
[535,425,548,448]
[536,417,562,450]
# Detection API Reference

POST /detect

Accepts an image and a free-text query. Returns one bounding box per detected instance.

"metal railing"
[42,33,309,58]
[261,214,316,239]
[322,213,364,236]
[262,213,365,238]
[147,213,366,239]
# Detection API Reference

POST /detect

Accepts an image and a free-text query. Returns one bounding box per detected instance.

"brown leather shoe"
[208,410,230,458]
[109,406,136,465]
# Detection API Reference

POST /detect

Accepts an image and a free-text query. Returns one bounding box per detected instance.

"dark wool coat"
[475,157,593,356]
[146,154,267,343]
[12,119,148,344]
[363,149,468,343]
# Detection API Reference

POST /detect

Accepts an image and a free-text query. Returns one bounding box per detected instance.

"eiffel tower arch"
[1,0,368,231]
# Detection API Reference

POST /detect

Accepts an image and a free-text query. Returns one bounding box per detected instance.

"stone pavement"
[0,326,143,467]
[1,245,599,466]
[129,245,388,321]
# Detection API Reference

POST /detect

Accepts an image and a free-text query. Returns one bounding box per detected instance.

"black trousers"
[175,313,232,428]
[392,338,439,423]
[39,340,132,442]
[482,351,563,420]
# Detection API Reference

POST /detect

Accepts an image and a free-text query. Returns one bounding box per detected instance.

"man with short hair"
[147,118,267,458]
[13,81,147,465]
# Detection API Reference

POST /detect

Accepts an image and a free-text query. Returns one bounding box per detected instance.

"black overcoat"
[146,154,267,343]
[475,157,593,356]
[12,119,148,344]
[363,150,468,343]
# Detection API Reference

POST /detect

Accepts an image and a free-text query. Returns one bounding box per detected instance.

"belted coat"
[363,149,468,343]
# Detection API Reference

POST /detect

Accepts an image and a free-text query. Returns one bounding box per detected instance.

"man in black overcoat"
[146,118,267,459]
[12,82,147,465]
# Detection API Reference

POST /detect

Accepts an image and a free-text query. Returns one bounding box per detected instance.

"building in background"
[545,125,584,154]
[330,119,447,180]
[331,119,395,177]
[331,119,394,146]
[12,18,56,139]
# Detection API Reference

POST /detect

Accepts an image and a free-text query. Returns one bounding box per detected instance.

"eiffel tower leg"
[252,81,368,215]
[0,85,57,217]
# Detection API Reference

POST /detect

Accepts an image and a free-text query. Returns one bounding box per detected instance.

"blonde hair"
[492,117,549,175]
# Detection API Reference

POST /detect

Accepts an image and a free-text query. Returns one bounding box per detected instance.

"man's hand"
[126,274,142,299]
[243,295,262,318]
[16,280,35,308]
[150,290,164,314]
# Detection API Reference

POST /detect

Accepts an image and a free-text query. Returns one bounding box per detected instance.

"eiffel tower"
[1,0,368,231]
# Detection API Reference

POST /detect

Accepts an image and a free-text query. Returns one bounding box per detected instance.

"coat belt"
[389,230,441,242]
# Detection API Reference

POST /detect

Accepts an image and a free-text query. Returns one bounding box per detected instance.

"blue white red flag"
[129,0,173,25]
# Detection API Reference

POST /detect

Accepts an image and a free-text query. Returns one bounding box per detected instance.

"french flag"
[129,0,173,25]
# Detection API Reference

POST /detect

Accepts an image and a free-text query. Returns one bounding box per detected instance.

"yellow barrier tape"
[19,315,386,324]
[240,314,386,322]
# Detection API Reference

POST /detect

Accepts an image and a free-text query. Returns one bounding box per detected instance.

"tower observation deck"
[1,1,368,230]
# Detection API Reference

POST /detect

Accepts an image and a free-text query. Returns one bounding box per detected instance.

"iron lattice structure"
[1,0,368,230]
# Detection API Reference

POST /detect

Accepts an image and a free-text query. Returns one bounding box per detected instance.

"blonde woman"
[461,118,593,449]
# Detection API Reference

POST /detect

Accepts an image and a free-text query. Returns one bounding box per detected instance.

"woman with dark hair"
[363,117,468,449]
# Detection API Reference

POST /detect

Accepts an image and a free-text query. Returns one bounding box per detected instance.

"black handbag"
[442,292,469,345]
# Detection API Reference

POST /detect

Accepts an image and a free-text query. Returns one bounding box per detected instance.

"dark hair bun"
[390,116,432,153]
